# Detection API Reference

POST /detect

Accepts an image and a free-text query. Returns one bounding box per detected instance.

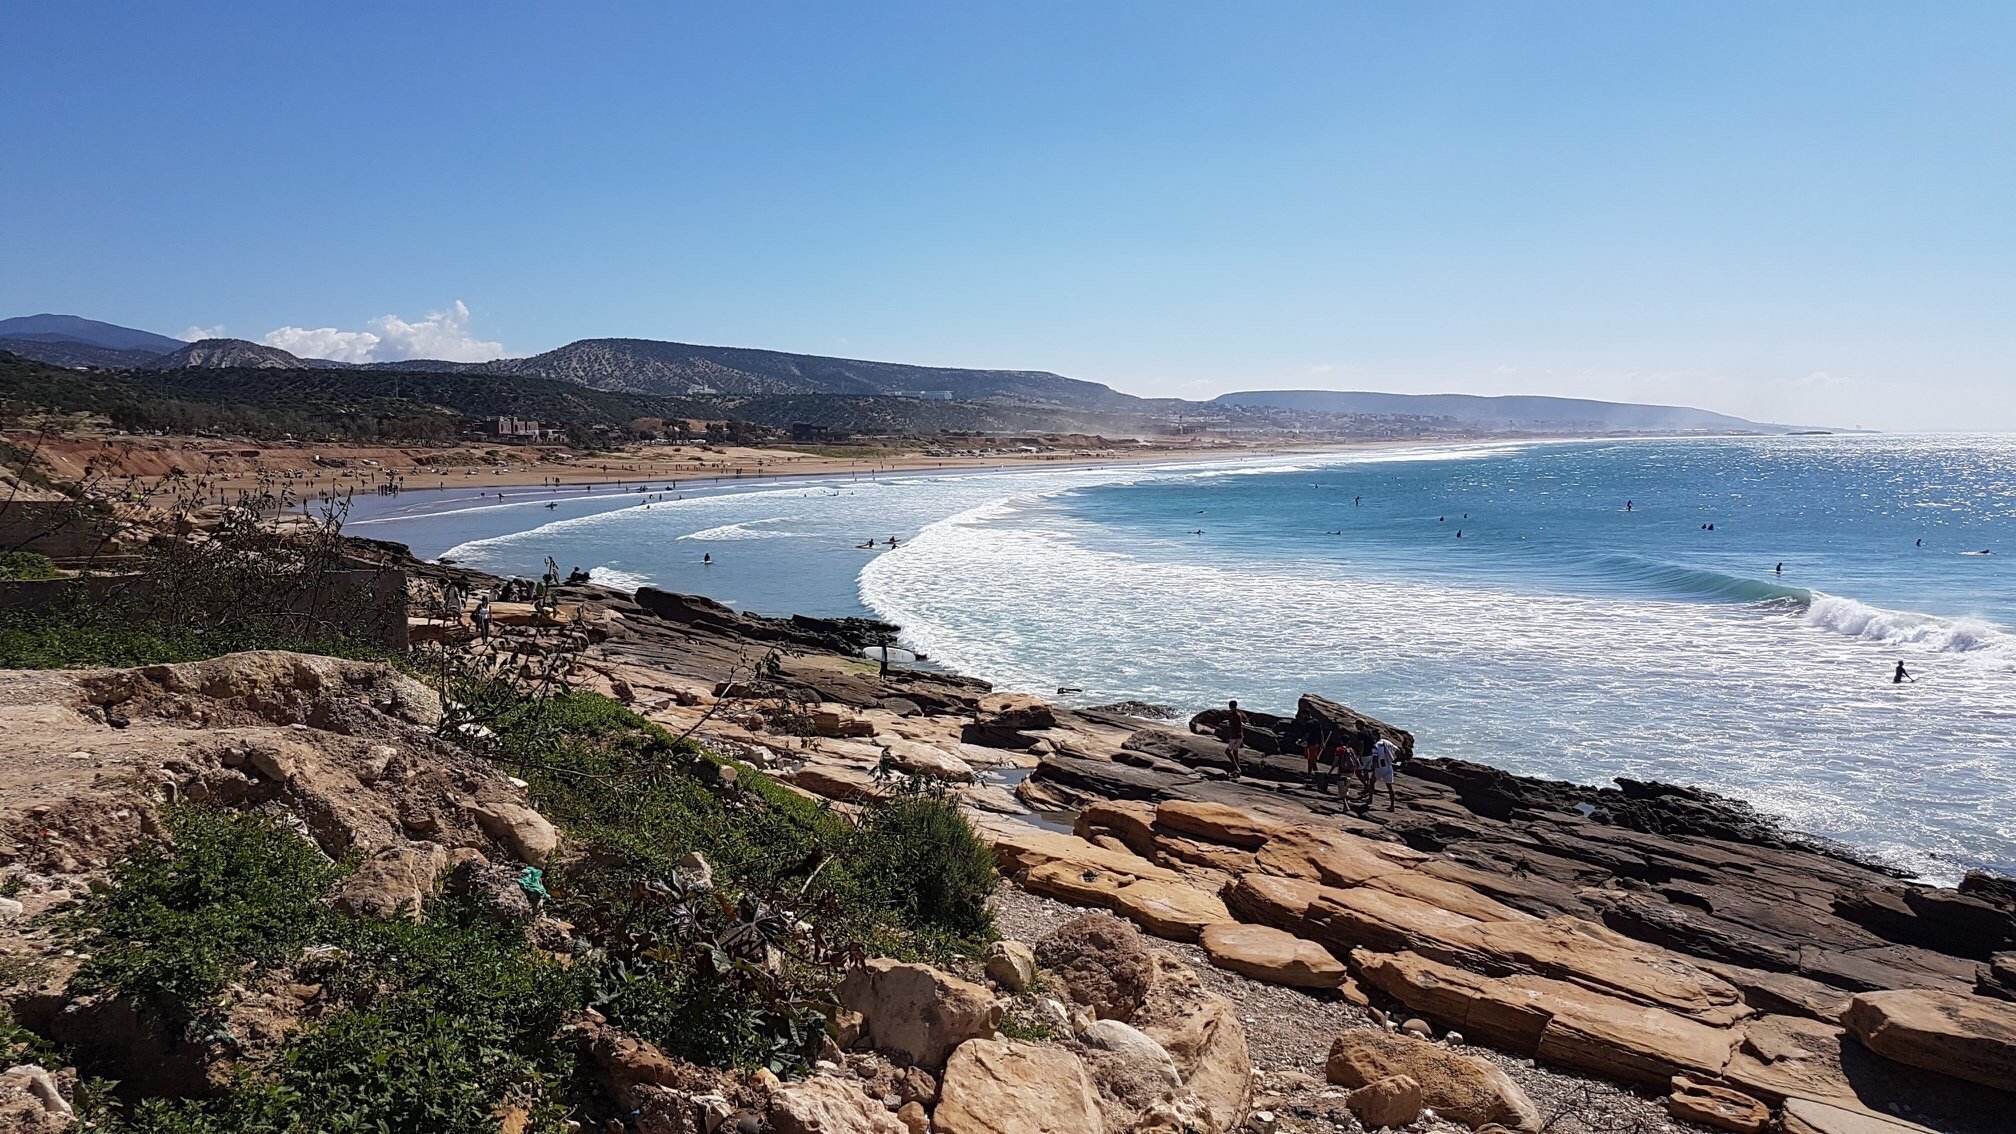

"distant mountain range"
[0,313,187,354]
[0,312,1808,435]
[1212,390,1789,434]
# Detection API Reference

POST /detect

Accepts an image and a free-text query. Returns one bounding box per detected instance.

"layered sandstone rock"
[1324,1031,1539,1132]
[1199,922,1353,992]
[1664,1075,1770,1134]
[1841,988,2016,1091]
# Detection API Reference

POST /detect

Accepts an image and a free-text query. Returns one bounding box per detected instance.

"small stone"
[895,1100,928,1133]
[1400,1018,1432,1039]
[0,897,22,922]
[1444,1031,1465,1046]
[983,940,1037,993]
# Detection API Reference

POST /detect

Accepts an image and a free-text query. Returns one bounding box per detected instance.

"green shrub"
[853,778,999,951]
[0,550,61,581]
[63,806,344,1019]
[0,617,385,669]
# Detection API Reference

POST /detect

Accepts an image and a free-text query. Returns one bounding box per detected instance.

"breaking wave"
[1804,593,2016,667]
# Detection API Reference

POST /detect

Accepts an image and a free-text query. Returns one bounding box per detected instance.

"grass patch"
[463,690,996,1067]
[64,810,581,1134]
[0,550,62,581]
[0,617,386,669]
[63,806,345,1020]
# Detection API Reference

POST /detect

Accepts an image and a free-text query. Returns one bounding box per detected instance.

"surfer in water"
[1625,500,1634,512]
[702,553,712,565]
[1775,562,1783,575]
[1894,661,1914,684]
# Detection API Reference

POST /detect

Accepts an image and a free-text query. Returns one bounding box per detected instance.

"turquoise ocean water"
[351,435,2016,880]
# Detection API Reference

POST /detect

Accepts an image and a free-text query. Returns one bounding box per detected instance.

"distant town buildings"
[491,416,561,440]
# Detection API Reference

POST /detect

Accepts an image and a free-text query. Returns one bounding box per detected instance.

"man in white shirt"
[1369,737,1398,812]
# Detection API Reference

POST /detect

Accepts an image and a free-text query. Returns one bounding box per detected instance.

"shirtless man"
[1223,700,1246,778]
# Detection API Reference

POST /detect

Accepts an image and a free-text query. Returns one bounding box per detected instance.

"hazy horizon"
[4,2,2010,431]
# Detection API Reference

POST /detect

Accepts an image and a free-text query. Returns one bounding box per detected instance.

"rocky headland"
[0,555,2012,1133]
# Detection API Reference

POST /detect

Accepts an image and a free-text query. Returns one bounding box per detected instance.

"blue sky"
[3,2,2010,429]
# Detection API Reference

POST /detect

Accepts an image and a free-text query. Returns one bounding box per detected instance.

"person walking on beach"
[1894,660,1914,684]
[1369,736,1399,811]
[1222,700,1246,777]
[473,593,493,644]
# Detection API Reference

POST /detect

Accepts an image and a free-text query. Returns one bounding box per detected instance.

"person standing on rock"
[1370,736,1399,811]
[1222,700,1246,777]
[1301,719,1331,785]
[1339,735,1371,803]
[473,593,493,644]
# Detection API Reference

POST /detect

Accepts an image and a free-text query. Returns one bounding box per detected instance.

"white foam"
[860,492,2016,883]
[588,566,652,592]
[1804,593,2016,668]
[677,517,798,541]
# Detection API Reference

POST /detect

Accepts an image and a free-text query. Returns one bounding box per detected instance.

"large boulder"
[932,1040,1103,1134]
[1036,914,1156,1020]
[332,841,450,918]
[768,1074,908,1134]
[468,799,561,865]
[1078,1019,1184,1131]
[1199,922,1353,992]
[1842,989,2016,1091]
[836,960,1000,1068]
[1293,693,1415,763]
[1134,953,1252,1134]
[1324,1031,1539,1132]
[975,693,1056,732]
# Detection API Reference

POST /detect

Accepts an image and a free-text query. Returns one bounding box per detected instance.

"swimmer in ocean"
[1894,661,1914,684]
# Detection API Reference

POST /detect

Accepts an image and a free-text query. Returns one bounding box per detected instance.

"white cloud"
[1775,370,1852,389]
[260,301,506,364]
[182,324,226,341]
[263,326,382,363]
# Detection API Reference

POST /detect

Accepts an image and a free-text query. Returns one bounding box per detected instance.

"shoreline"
[362,436,2016,885]
[338,435,1550,562]
[26,429,1522,505]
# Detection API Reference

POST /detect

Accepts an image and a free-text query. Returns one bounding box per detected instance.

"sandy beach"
[16,431,1460,507]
